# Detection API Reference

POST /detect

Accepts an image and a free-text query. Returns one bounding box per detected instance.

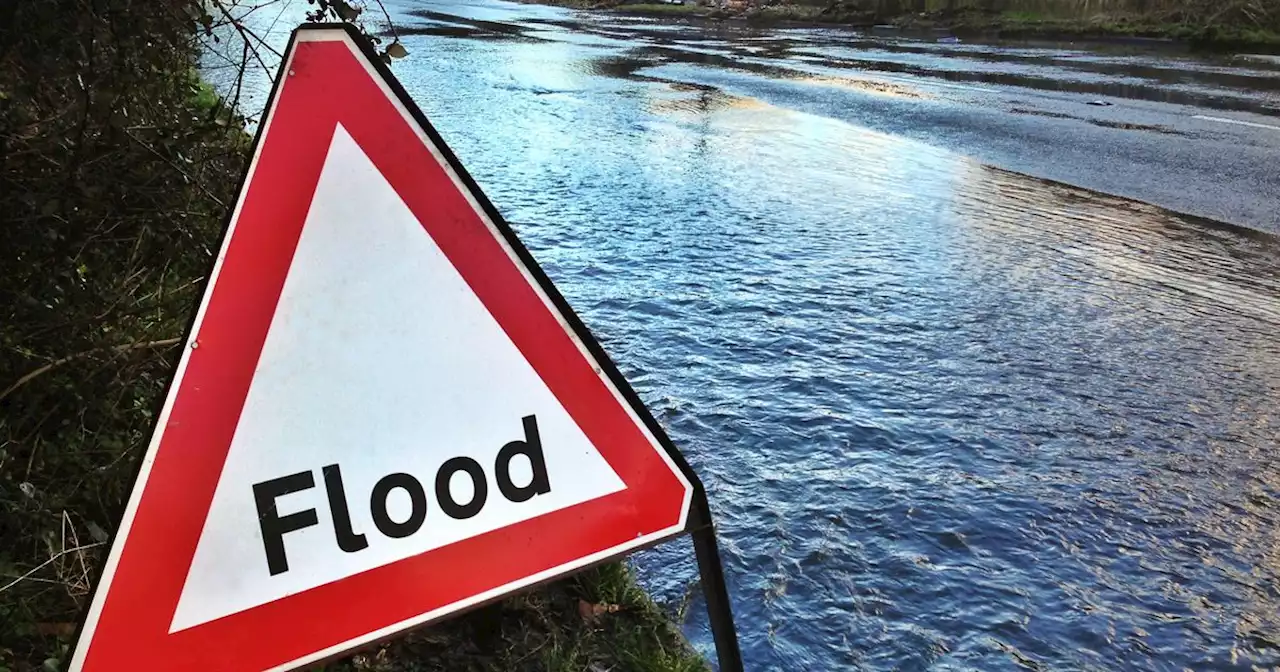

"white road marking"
[1193,114,1280,131]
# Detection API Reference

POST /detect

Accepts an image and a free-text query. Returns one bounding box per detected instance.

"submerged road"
[210,2,1280,232]
[208,3,1280,670]
[396,2,1280,232]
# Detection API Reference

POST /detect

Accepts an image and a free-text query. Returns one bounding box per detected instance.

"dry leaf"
[577,599,621,621]
[35,622,76,638]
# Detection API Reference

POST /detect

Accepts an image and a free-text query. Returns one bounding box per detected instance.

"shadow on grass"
[321,563,707,672]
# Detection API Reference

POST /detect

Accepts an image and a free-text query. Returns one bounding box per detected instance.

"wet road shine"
[208,2,1280,668]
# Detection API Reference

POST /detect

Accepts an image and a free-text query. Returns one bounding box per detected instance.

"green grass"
[319,563,707,672]
[895,6,1280,48]
[1186,24,1280,48]
[998,10,1047,24]
[618,3,707,15]
[188,70,220,112]
[528,0,1280,47]
[745,4,830,23]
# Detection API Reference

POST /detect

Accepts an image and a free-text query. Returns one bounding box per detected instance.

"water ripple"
[209,2,1280,667]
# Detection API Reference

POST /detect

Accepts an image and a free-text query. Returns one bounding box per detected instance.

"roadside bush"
[0,3,702,671]
[1,0,253,666]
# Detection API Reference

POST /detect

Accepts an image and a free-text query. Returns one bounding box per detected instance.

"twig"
[0,338,181,403]
[370,0,400,43]
[209,0,283,70]
[63,511,93,595]
[0,542,106,594]
[122,128,226,208]
[228,37,251,118]
[24,282,198,340]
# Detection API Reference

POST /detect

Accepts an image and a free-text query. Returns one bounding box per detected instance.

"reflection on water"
[953,167,1280,328]
[792,44,1280,115]
[613,98,1280,670]
[207,1,1280,668]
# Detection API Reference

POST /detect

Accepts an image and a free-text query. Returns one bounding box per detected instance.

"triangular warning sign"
[71,25,696,672]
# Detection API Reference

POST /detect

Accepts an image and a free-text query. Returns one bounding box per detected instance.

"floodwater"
[205,2,1280,669]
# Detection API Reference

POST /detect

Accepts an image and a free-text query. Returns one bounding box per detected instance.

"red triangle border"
[70,25,697,672]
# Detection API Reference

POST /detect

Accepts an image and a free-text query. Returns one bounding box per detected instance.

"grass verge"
[620,3,709,16]
[932,8,1280,49]
[526,0,1280,49]
[321,564,705,672]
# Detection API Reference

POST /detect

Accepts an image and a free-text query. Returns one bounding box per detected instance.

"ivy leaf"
[87,522,109,543]
[386,41,408,59]
[334,0,362,22]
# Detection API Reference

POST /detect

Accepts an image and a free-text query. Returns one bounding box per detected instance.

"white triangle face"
[170,125,626,633]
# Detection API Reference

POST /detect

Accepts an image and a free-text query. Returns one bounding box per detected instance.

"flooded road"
[206,3,1280,669]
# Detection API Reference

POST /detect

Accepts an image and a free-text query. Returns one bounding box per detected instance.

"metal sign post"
[691,494,744,672]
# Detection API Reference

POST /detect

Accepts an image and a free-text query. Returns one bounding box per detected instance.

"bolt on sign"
[68,24,739,672]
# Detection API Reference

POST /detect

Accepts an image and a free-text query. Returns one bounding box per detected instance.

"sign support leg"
[691,493,743,672]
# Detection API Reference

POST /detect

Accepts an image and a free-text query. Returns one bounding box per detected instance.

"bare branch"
[0,542,106,595]
[1,338,182,403]
[122,128,225,208]
[370,0,400,43]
